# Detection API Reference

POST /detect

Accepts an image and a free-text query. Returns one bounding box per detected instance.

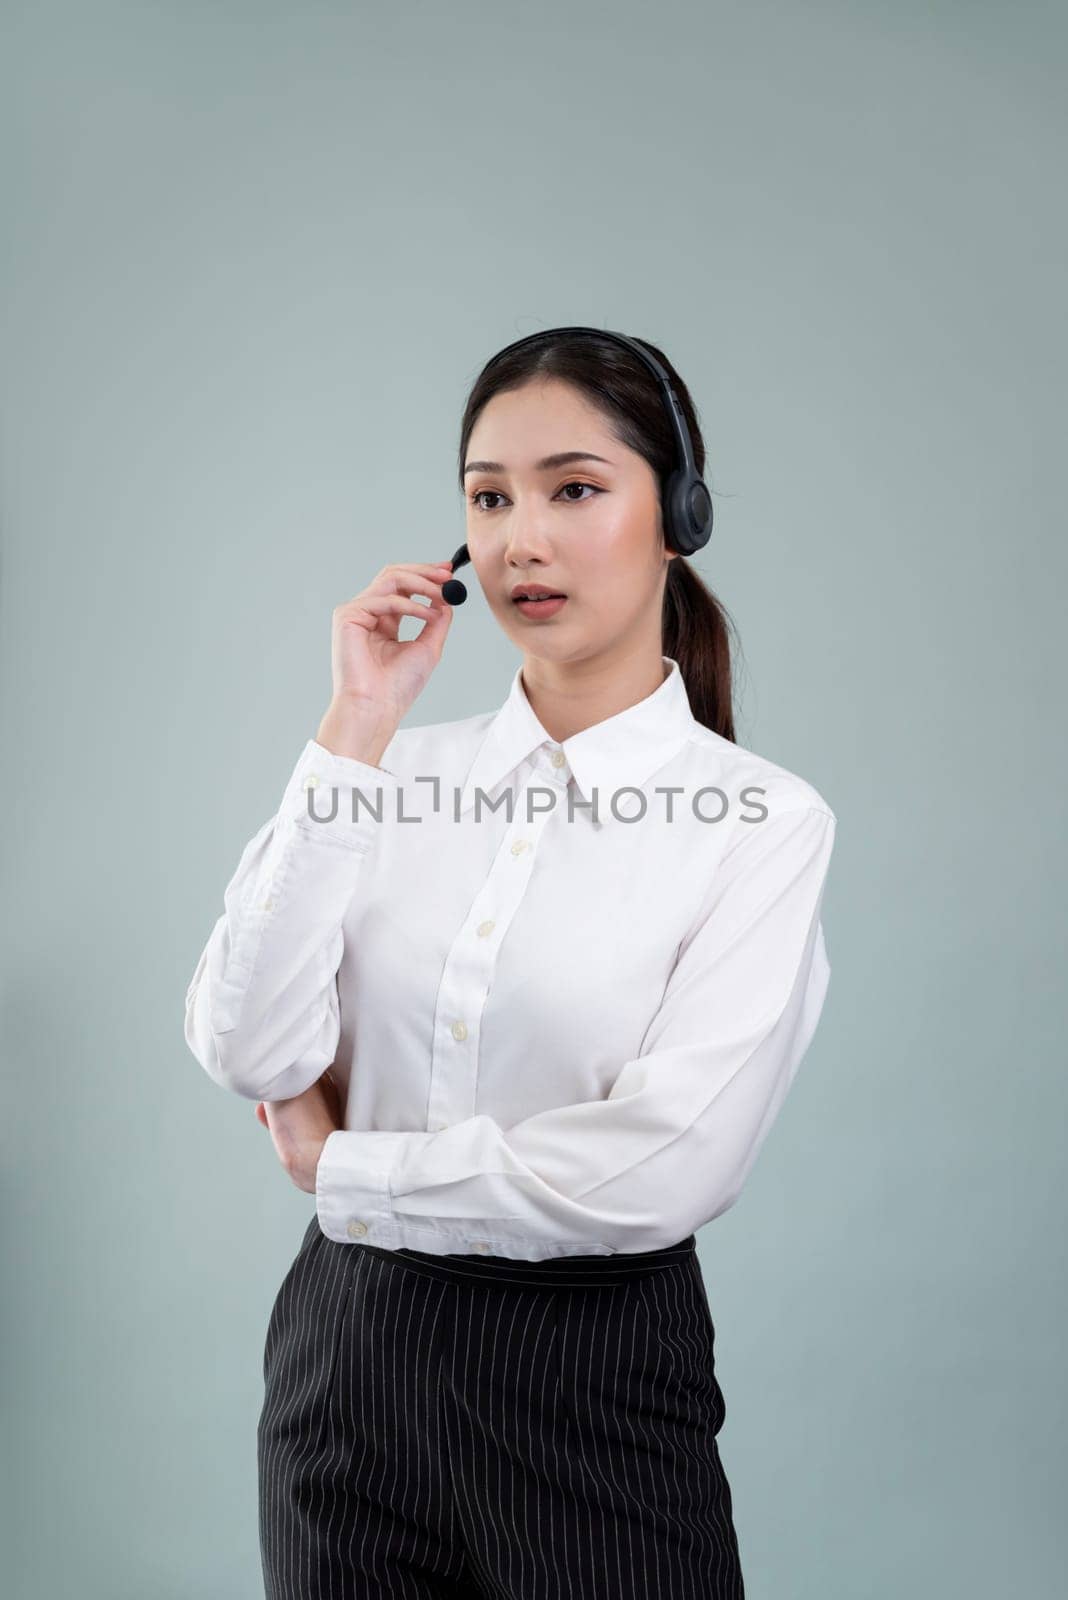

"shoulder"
[676,723,837,826]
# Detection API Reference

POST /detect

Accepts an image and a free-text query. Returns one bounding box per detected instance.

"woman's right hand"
[318,559,457,753]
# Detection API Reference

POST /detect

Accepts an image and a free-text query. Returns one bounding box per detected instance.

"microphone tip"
[441,578,467,605]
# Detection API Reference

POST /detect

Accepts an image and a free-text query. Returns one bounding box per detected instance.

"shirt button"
[303,773,320,789]
[551,749,566,768]
[261,895,275,911]
[346,1219,368,1238]
[451,1020,468,1041]
[476,919,495,937]
[510,839,531,855]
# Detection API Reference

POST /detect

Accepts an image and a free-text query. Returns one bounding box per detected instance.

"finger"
[376,564,455,587]
[344,595,448,627]
[337,571,453,614]
[385,562,455,575]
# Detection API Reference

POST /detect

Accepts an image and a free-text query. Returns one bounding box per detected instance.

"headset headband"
[481,325,701,484]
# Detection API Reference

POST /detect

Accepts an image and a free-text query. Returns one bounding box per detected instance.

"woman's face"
[462,376,676,663]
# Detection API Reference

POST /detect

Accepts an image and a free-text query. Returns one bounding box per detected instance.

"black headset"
[441,326,713,606]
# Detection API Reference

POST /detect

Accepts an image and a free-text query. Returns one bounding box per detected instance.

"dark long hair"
[456,329,738,741]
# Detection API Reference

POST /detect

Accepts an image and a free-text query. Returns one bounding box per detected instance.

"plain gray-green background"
[2,1,1065,1595]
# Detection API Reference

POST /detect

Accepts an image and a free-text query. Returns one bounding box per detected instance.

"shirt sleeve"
[315,802,838,1256]
[183,738,400,1103]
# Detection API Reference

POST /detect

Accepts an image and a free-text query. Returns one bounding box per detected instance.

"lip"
[513,595,568,620]
[509,584,568,601]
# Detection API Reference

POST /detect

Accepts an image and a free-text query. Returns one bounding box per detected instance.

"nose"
[502,505,554,570]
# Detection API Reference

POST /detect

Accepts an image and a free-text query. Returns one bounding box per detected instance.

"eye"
[468,488,507,512]
[558,481,601,503]
[468,481,604,512]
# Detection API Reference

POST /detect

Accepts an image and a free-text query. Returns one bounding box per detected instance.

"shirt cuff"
[315,1127,433,1245]
[280,738,400,854]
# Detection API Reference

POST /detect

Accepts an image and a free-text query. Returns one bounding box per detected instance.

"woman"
[183,326,837,1598]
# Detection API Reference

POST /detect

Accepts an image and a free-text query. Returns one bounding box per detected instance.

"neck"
[519,642,669,744]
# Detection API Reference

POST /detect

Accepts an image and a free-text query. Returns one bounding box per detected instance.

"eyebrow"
[462,451,614,476]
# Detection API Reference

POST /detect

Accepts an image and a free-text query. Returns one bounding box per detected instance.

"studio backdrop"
[2,3,1065,1597]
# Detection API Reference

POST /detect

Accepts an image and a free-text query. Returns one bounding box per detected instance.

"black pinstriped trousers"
[257,1214,745,1598]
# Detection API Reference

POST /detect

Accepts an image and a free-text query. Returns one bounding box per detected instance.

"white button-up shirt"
[184,655,837,1260]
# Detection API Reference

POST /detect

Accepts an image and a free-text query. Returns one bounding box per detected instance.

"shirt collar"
[458,655,698,828]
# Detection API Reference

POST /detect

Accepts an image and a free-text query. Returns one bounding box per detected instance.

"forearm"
[184,736,400,1101]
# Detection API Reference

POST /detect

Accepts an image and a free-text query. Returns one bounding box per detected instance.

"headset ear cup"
[663,471,711,557]
[661,469,683,555]
[688,479,714,549]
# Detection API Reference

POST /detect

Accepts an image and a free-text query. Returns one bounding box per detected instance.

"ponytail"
[663,559,738,742]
